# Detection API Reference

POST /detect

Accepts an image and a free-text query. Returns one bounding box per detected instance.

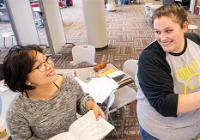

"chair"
[70,45,97,66]
[33,11,43,28]
[104,92,119,140]
[149,8,155,25]
[144,5,151,25]
[0,12,5,22]
[105,59,138,137]
[0,7,9,21]
[2,31,14,48]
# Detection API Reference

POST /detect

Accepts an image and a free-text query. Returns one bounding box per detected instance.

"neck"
[178,37,185,53]
[26,82,57,100]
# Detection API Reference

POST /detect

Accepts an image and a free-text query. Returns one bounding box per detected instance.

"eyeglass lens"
[38,57,53,72]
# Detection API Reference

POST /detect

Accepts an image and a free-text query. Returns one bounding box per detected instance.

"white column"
[82,0,108,49]
[107,0,116,12]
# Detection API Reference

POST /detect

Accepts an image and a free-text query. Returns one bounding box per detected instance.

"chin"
[53,74,58,81]
[162,47,172,53]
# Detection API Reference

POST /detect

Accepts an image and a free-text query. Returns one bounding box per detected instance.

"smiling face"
[154,16,188,53]
[26,51,58,87]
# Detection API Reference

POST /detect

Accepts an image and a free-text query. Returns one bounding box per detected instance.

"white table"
[188,24,198,33]
[56,63,118,83]
[146,4,162,10]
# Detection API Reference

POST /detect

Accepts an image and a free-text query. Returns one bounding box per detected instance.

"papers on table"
[0,80,9,92]
[75,77,119,103]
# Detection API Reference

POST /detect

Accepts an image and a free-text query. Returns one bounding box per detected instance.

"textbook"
[49,110,114,140]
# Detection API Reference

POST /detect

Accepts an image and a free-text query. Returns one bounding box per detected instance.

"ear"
[182,21,188,33]
[26,80,31,86]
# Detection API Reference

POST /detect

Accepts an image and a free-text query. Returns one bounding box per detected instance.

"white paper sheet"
[82,77,119,103]
[0,80,9,92]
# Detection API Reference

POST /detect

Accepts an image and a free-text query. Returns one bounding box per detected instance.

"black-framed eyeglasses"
[30,55,53,72]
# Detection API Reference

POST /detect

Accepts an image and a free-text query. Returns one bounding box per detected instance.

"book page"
[49,132,75,140]
[69,110,114,140]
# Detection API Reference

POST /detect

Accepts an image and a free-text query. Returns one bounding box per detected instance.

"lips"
[161,40,173,46]
[47,70,55,77]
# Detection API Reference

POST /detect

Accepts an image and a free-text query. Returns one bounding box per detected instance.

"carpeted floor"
[0,0,200,139]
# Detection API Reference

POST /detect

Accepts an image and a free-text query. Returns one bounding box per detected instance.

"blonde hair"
[153,3,188,28]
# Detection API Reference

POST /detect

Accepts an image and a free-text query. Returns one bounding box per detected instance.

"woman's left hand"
[87,101,106,121]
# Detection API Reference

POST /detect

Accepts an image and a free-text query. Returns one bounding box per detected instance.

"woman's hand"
[87,101,106,121]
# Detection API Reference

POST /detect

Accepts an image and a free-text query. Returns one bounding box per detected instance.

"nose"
[161,32,167,42]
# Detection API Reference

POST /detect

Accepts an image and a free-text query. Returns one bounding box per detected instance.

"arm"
[176,33,200,114]
[7,107,42,140]
[138,47,200,117]
[177,92,200,115]
[138,48,178,117]
[69,75,105,120]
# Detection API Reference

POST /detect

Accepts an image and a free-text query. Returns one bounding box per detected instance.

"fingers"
[89,102,106,121]
[93,104,105,121]
[100,111,106,120]
[95,113,99,121]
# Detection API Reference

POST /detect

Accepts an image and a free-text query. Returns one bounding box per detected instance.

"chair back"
[71,45,97,66]
[143,5,149,15]
[104,92,115,120]
[123,59,138,81]
[149,8,155,17]
[0,7,6,14]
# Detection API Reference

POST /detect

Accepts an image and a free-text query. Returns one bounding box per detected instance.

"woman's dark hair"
[153,3,188,28]
[3,45,43,92]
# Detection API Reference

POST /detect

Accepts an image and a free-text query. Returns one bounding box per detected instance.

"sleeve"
[138,49,178,117]
[6,106,42,140]
[66,74,95,115]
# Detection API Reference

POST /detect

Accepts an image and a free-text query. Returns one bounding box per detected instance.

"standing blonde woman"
[136,3,200,140]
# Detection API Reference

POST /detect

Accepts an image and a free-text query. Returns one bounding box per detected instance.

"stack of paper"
[82,77,119,103]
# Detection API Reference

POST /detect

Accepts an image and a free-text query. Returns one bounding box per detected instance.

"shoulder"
[139,40,166,66]
[60,73,79,89]
[7,94,25,117]
[186,33,200,45]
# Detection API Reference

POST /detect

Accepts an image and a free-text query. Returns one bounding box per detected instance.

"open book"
[49,110,114,140]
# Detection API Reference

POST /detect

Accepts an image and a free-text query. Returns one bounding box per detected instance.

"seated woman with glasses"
[3,45,105,139]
